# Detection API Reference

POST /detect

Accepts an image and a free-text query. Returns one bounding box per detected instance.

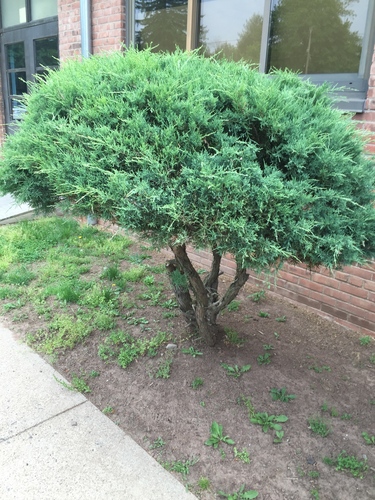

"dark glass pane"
[199,0,265,66]
[135,0,188,52]
[7,43,25,70]
[35,37,59,67]
[8,72,27,95]
[267,0,369,74]
[10,98,27,121]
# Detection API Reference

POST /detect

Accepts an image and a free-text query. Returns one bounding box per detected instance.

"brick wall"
[58,0,125,60]
[185,249,375,337]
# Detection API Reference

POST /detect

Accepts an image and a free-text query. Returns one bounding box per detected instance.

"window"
[127,0,375,112]
[0,3,58,129]
[0,0,58,28]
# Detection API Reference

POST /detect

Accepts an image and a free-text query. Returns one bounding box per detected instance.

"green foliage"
[359,336,372,346]
[233,447,251,464]
[224,327,245,345]
[221,363,251,378]
[218,485,258,499]
[181,346,203,357]
[361,432,375,445]
[227,300,240,312]
[308,416,331,437]
[270,387,296,402]
[205,421,235,448]
[2,48,375,274]
[257,353,271,365]
[250,412,288,433]
[161,457,198,477]
[191,377,204,389]
[323,451,368,478]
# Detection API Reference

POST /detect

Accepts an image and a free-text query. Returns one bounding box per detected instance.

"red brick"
[349,265,375,281]
[340,281,368,299]
[347,315,374,332]
[340,301,375,322]
[321,303,348,321]
[278,271,299,285]
[296,276,320,291]
[366,281,375,292]
[311,273,338,288]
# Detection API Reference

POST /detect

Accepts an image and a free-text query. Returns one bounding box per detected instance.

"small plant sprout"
[250,412,288,443]
[369,353,375,364]
[323,451,368,478]
[161,457,198,477]
[258,311,270,318]
[227,300,240,312]
[102,406,114,415]
[308,416,331,437]
[181,346,203,357]
[198,477,211,491]
[359,335,372,346]
[310,489,320,500]
[270,387,296,402]
[205,421,235,449]
[191,377,204,389]
[257,353,271,365]
[150,437,166,449]
[218,484,259,499]
[221,363,251,379]
[340,413,352,420]
[249,290,266,303]
[263,344,274,351]
[224,327,245,345]
[275,315,287,322]
[362,432,375,445]
[274,332,280,340]
[309,365,331,373]
[233,447,251,464]
[308,471,320,479]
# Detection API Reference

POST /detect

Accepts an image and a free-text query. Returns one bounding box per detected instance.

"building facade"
[0,0,374,334]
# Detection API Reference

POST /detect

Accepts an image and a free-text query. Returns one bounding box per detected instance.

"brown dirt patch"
[4,239,375,500]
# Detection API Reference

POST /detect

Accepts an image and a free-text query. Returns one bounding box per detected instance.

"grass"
[308,416,331,437]
[323,451,368,478]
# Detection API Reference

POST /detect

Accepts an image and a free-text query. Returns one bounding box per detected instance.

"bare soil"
[4,240,375,500]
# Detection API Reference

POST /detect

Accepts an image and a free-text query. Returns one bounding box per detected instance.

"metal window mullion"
[126,0,135,46]
[186,0,199,51]
[259,0,272,73]
[358,0,375,78]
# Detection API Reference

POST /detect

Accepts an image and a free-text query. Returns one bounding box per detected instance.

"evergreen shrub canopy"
[1,48,375,344]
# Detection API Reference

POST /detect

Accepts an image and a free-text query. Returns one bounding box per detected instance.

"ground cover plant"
[1,48,375,347]
[1,216,375,499]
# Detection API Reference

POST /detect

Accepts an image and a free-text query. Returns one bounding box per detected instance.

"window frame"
[127,0,375,113]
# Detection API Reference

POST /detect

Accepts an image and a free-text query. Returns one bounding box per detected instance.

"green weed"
[227,300,240,312]
[257,353,271,365]
[250,412,288,433]
[221,363,251,378]
[270,387,296,402]
[224,327,245,345]
[161,457,198,477]
[102,406,114,415]
[205,421,235,449]
[197,477,211,491]
[258,311,270,318]
[275,315,287,322]
[182,346,203,357]
[233,447,250,464]
[309,365,331,373]
[362,432,375,445]
[323,451,368,478]
[249,290,266,303]
[218,485,258,499]
[191,377,203,389]
[150,437,165,449]
[308,416,331,437]
[359,335,372,346]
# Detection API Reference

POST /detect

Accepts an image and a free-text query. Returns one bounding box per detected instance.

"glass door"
[1,19,58,130]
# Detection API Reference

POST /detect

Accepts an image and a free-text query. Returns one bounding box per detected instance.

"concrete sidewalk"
[0,194,34,225]
[0,322,197,500]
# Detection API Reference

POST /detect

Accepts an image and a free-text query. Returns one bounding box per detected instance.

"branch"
[210,263,249,315]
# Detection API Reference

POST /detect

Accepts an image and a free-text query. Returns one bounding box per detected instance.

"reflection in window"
[135,0,188,52]
[7,43,26,70]
[199,0,265,66]
[267,0,369,74]
[31,0,58,21]
[1,0,27,28]
[8,72,27,96]
[11,98,27,121]
[35,37,59,67]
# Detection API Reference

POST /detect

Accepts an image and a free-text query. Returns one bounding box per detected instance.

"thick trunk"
[168,244,249,347]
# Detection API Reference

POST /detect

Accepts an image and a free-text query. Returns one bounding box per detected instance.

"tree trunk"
[168,244,249,347]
